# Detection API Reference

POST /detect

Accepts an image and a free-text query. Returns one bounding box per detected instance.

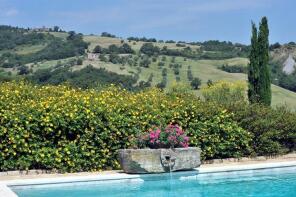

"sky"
[0,0,295,44]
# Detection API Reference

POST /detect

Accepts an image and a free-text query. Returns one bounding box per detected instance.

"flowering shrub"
[0,82,252,172]
[139,124,189,149]
[201,80,247,107]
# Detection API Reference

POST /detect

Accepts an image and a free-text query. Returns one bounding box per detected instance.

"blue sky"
[0,0,295,44]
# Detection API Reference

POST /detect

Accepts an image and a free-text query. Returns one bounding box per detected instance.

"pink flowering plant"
[138,124,189,149]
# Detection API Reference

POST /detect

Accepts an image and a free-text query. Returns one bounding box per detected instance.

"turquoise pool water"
[12,167,296,197]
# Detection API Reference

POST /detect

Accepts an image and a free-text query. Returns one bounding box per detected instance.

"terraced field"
[2,32,296,108]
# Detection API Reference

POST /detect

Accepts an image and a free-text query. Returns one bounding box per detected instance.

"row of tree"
[93,44,133,54]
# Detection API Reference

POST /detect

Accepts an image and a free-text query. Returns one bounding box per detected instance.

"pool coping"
[1,160,296,197]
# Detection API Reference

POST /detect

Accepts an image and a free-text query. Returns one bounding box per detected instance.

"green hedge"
[0,82,252,172]
[232,104,296,155]
[202,80,296,156]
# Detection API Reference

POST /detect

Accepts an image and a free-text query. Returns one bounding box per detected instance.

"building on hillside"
[32,26,50,32]
[283,54,296,75]
[87,53,99,60]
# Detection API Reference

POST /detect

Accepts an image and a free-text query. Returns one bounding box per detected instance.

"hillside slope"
[82,36,296,108]
[1,30,296,108]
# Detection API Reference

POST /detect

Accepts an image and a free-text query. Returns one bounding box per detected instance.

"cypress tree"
[248,22,260,103]
[257,16,271,106]
[248,17,271,106]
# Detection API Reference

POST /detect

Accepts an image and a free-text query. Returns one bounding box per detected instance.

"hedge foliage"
[202,80,247,107]
[0,82,251,172]
[232,104,296,155]
[202,81,296,156]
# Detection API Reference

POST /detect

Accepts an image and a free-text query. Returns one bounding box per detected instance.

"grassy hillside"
[1,30,296,109]
[83,35,296,108]
[83,35,200,52]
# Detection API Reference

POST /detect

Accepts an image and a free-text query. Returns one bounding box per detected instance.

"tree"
[99,54,107,62]
[53,26,60,32]
[109,53,120,64]
[156,81,166,89]
[158,62,165,67]
[248,17,271,106]
[18,65,30,75]
[67,31,76,40]
[140,43,160,56]
[269,42,281,50]
[93,45,102,53]
[139,58,151,68]
[187,66,193,81]
[190,77,202,89]
[207,79,213,87]
[257,16,271,106]
[77,58,83,65]
[108,44,120,53]
[101,32,115,38]
[162,68,167,77]
[121,43,133,53]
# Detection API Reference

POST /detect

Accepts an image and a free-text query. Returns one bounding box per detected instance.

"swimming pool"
[10,166,296,197]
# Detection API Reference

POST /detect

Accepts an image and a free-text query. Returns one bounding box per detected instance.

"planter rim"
[118,146,201,174]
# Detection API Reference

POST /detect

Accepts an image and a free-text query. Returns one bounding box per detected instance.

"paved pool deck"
[0,153,296,197]
[0,153,295,182]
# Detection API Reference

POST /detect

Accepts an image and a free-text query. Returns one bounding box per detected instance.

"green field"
[2,32,296,109]
[83,35,200,52]
[36,35,296,109]
[14,44,47,55]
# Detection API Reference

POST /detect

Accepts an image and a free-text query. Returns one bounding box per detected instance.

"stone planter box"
[118,147,201,174]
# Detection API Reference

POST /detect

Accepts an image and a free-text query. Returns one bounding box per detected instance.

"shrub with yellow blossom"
[201,80,247,107]
[0,82,252,172]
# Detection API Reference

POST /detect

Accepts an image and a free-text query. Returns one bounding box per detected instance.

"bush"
[17,65,30,75]
[188,107,252,159]
[202,81,247,107]
[202,81,296,156]
[190,77,202,89]
[218,64,247,73]
[230,104,296,155]
[77,58,83,65]
[173,68,180,75]
[29,65,138,90]
[0,82,252,172]
[140,43,160,56]
[99,54,107,62]
[176,43,186,47]
[162,68,167,77]
[158,62,165,67]
[187,67,193,81]
[139,58,151,68]
[93,45,102,53]
[109,53,121,64]
[156,80,166,89]
[101,32,116,38]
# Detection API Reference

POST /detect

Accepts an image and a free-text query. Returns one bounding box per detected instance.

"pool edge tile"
[0,184,18,197]
[1,160,296,197]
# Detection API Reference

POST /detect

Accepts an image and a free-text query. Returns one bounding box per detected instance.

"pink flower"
[139,123,190,148]
[180,142,189,148]
[183,136,189,142]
